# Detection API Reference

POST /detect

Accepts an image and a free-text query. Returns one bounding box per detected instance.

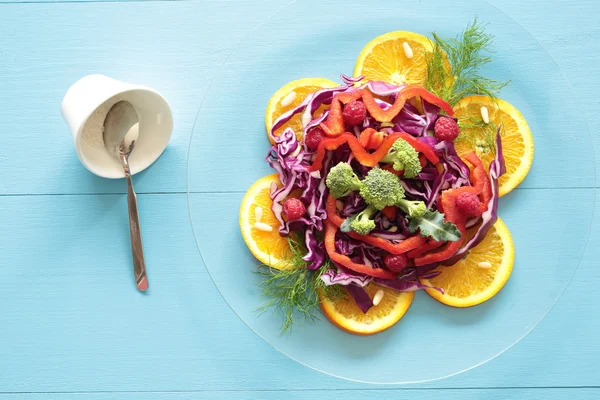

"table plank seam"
[0,186,596,197]
[1,386,600,394]
[0,0,184,4]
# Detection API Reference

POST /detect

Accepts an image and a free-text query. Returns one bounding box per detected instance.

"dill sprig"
[256,234,344,333]
[457,115,501,153]
[425,19,509,106]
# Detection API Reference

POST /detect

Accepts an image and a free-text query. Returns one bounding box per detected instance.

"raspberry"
[305,126,325,151]
[384,254,408,273]
[282,198,306,221]
[434,116,460,141]
[342,100,367,126]
[456,192,483,217]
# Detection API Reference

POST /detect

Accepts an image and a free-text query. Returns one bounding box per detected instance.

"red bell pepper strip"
[414,187,475,265]
[360,85,454,122]
[311,131,437,172]
[324,220,397,279]
[321,86,454,137]
[382,154,430,176]
[325,194,346,226]
[382,164,403,177]
[320,91,362,137]
[350,231,426,255]
[399,85,455,117]
[414,220,466,265]
[440,186,482,220]
[396,132,440,164]
[413,154,493,265]
[436,153,490,216]
[310,132,403,172]
[419,153,428,168]
[382,206,397,220]
[459,152,493,214]
[362,85,454,122]
[326,195,426,255]
[406,240,443,259]
[436,184,480,218]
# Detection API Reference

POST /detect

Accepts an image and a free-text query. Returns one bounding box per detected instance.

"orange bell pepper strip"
[370,131,387,150]
[359,128,386,150]
[325,195,426,255]
[324,221,397,279]
[358,128,377,148]
[321,86,454,137]
[310,132,403,172]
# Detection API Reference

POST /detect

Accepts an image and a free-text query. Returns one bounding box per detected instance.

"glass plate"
[187,0,595,383]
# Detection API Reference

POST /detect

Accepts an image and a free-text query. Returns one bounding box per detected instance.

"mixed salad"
[267,76,504,310]
[241,21,532,334]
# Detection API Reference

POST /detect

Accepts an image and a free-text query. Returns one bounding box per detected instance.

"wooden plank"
[1,388,599,399]
[0,0,598,396]
[0,189,597,392]
[0,0,170,3]
[0,0,281,195]
[0,0,258,6]
[0,0,597,196]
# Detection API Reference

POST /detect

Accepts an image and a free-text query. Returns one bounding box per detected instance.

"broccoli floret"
[349,205,378,235]
[396,198,427,218]
[359,167,405,210]
[380,138,423,178]
[326,162,363,199]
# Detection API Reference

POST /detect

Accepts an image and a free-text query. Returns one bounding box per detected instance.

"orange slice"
[454,96,534,196]
[420,218,514,307]
[265,78,338,144]
[354,31,436,86]
[239,174,292,270]
[320,284,414,335]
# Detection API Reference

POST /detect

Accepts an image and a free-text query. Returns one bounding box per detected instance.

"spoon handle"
[121,155,148,292]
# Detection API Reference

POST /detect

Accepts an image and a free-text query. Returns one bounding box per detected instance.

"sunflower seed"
[254,206,263,223]
[480,106,490,124]
[280,91,297,107]
[373,289,385,306]
[402,42,414,59]
[254,222,273,232]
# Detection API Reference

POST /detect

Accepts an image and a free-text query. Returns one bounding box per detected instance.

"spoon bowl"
[103,101,139,158]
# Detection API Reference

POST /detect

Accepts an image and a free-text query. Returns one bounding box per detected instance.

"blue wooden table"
[0,0,598,398]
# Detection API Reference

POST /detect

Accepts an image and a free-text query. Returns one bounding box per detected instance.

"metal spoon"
[103,101,148,292]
